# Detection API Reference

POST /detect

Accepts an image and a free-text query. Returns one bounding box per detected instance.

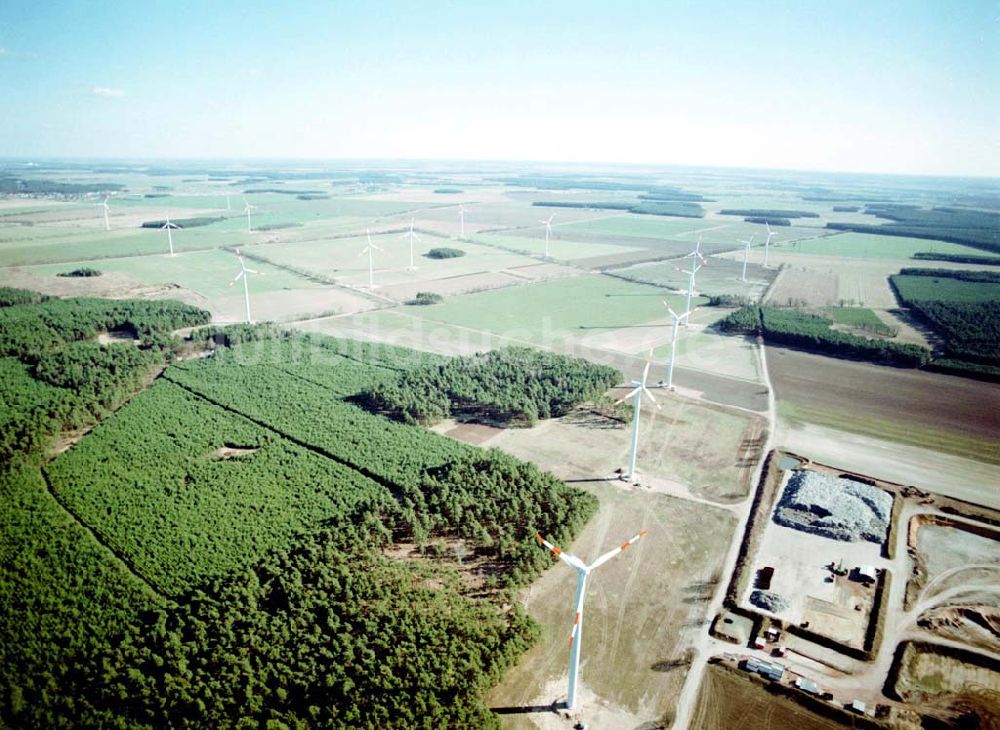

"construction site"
[702,452,1000,728]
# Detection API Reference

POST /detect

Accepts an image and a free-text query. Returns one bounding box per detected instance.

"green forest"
[718,208,820,218]
[718,305,930,367]
[827,205,1000,254]
[889,269,1000,379]
[533,200,705,218]
[1,301,601,727]
[359,346,620,427]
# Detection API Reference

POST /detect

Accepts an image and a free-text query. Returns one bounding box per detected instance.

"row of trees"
[718,306,931,366]
[911,251,1000,265]
[359,347,621,427]
[719,208,820,218]
[532,200,705,218]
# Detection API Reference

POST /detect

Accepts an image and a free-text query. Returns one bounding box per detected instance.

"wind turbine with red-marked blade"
[230,248,262,323]
[540,213,555,257]
[535,529,648,711]
[615,350,661,481]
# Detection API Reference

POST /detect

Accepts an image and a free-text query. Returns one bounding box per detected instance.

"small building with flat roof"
[713,610,753,645]
[795,677,820,695]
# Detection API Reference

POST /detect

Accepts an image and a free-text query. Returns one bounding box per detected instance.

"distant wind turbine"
[540,213,555,257]
[535,529,648,711]
[763,222,777,268]
[615,350,661,481]
[458,204,466,239]
[360,228,383,288]
[226,194,232,211]
[243,198,257,233]
[98,196,111,231]
[402,217,420,270]
[230,248,262,323]
[161,212,179,256]
[676,238,706,325]
[739,234,755,282]
[663,302,696,390]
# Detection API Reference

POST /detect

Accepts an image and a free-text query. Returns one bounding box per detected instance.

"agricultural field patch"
[768,347,1000,467]
[892,641,1000,726]
[470,231,646,260]
[767,267,839,307]
[608,255,775,300]
[402,275,702,347]
[784,232,985,260]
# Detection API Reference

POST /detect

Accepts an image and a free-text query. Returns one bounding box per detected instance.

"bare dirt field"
[777,422,1000,510]
[211,287,381,323]
[767,267,839,307]
[892,641,1000,726]
[767,347,1000,466]
[690,664,849,730]
[488,485,736,729]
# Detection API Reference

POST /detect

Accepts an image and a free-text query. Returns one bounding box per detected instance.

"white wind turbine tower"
[615,351,661,481]
[161,212,179,256]
[739,234,756,282]
[402,217,420,270]
[226,194,232,211]
[662,302,695,390]
[360,228,383,288]
[230,248,262,323]
[540,213,555,257]
[98,196,111,231]
[676,238,706,326]
[535,529,648,711]
[458,204,466,239]
[243,198,257,233]
[763,221,778,268]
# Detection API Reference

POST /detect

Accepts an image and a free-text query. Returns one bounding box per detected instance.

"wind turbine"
[402,217,420,270]
[458,204,466,239]
[676,239,706,325]
[739,234,755,282]
[763,222,778,268]
[243,198,257,233]
[615,351,660,481]
[662,302,695,390]
[230,249,262,323]
[535,529,648,711]
[226,194,232,211]
[161,212,179,256]
[540,213,555,257]
[98,196,111,231]
[360,228,383,288]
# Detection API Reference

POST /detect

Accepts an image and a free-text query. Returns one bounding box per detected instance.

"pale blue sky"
[1,1,997,176]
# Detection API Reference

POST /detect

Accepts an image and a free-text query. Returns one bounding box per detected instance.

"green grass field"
[26,248,322,297]
[826,306,893,330]
[892,273,1000,303]
[556,215,710,239]
[786,231,985,260]
[470,232,645,260]
[403,275,701,344]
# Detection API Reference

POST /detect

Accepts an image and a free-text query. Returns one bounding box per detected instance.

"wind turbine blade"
[534,534,586,571]
[588,529,648,570]
[613,386,642,405]
[231,271,245,283]
[244,267,261,275]
[642,387,661,409]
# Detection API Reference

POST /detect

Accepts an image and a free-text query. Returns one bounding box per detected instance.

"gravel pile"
[773,471,892,543]
[750,590,789,613]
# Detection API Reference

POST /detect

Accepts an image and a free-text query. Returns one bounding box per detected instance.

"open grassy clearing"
[689,665,849,730]
[651,326,764,382]
[488,486,736,728]
[485,395,758,504]
[609,255,775,298]
[23,248,322,298]
[403,275,702,346]
[243,233,546,289]
[470,231,646,260]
